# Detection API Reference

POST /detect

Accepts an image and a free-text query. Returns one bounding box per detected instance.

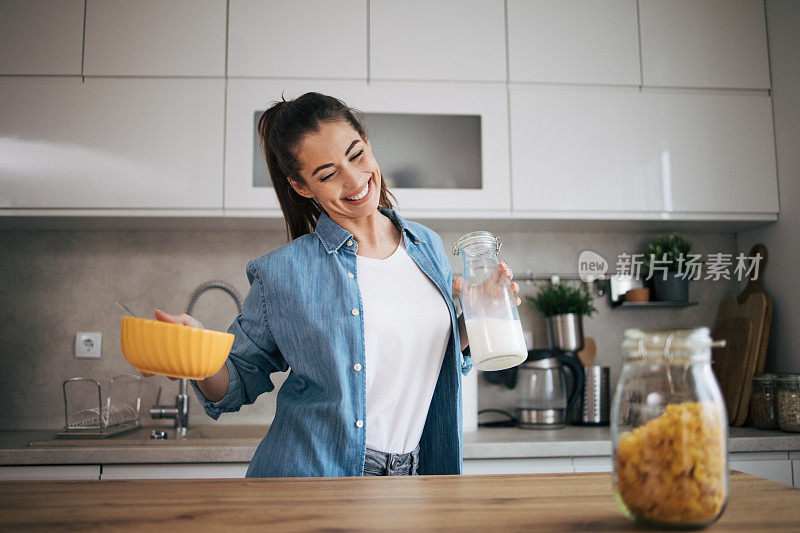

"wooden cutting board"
[712,244,772,426]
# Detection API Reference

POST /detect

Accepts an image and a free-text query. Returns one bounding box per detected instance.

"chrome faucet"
[150,280,243,437]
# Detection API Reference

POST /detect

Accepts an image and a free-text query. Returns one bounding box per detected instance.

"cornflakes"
[614,401,727,525]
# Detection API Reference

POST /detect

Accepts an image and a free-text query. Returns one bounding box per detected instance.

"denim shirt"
[190,208,472,477]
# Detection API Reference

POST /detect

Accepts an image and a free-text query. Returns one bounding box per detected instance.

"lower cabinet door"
[729,452,793,486]
[0,465,100,480]
[463,457,574,475]
[101,463,250,480]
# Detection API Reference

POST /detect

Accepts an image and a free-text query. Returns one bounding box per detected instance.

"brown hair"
[257,92,396,241]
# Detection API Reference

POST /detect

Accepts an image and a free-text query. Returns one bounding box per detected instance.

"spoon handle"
[115,300,137,318]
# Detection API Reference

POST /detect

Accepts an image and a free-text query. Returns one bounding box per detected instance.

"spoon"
[115,300,138,318]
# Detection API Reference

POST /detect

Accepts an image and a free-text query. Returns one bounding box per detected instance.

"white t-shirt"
[357,239,452,454]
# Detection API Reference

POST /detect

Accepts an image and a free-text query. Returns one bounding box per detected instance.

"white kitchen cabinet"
[225,79,510,216]
[639,0,770,89]
[0,77,225,210]
[101,463,250,479]
[0,465,100,481]
[463,457,573,475]
[572,456,613,473]
[228,0,367,79]
[730,452,793,487]
[510,87,778,218]
[369,0,506,82]
[507,0,640,86]
[83,0,226,77]
[0,0,84,76]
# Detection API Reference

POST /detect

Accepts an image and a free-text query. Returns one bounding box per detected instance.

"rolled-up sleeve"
[190,260,288,420]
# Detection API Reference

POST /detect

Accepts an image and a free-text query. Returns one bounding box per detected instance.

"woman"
[149,92,520,477]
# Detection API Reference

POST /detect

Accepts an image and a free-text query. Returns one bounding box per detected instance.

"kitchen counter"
[1,471,798,531]
[2,425,800,465]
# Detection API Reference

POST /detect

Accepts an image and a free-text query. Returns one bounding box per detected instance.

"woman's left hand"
[453,262,521,307]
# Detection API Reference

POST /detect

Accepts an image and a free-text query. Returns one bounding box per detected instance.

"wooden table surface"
[1,471,798,531]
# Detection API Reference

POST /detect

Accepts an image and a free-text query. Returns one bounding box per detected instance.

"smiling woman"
[149,91,520,478]
[257,92,398,242]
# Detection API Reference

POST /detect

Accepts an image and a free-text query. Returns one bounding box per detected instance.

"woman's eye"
[320,172,335,182]
[349,149,364,162]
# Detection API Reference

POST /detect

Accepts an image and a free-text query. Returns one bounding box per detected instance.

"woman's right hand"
[139,309,205,380]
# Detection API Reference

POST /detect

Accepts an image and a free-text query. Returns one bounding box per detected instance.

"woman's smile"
[343,179,372,204]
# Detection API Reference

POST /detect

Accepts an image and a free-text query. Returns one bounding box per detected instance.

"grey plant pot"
[653,272,690,301]
[546,313,585,352]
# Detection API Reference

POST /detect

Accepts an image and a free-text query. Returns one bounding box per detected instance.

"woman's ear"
[288,177,313,199]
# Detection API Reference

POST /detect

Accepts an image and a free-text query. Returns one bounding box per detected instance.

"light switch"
[75,332,102,359]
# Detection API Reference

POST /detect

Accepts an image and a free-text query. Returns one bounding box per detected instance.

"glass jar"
[776,374,800,433]
[453,231,527,371]
[751,373,779,430]
[611,328,728,528]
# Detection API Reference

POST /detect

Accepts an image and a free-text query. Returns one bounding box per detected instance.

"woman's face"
[290,120,381,220]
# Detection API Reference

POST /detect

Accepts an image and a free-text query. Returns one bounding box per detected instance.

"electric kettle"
[515,349,584,429]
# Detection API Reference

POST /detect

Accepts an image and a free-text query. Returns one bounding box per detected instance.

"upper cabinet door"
[510,88,778,217]
[0,77,225,209]
[83,0,226,76]
[225,80,510,214]
[639,0,770,89]
[370,0,506,81]
[508,0,640,86]
[0,0,84,75]
[228,0,367,79]
[648,92,777,214]
[511,87,653,214]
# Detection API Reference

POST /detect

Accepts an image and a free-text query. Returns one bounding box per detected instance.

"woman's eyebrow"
[345,139,360,156]
[312,140,362,176]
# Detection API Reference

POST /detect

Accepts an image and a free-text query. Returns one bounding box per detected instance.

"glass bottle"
[776,374,800,432]
[453,231,527,371]
[751,373,779,430]
[611,328,728,528]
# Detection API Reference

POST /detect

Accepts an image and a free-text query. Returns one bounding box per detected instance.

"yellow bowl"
[120,317,234,379]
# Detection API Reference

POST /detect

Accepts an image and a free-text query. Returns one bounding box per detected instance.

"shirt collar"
[314,208,426,254]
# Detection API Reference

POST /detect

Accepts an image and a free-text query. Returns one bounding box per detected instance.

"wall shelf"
[613,301,699,309]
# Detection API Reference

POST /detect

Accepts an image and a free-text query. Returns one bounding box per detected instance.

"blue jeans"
[363,446,420,476]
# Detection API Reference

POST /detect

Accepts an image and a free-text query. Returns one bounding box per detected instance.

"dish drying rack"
[57,374,142,438]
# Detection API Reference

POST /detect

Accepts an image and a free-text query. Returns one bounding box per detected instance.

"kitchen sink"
[28,424,268,447]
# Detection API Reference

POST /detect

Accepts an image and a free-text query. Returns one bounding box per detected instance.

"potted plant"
[642,233,695,302]
[527,283,596,353]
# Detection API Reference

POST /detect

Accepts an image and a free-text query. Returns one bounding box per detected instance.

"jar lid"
[622,328,722,361]
[452,231,501,256]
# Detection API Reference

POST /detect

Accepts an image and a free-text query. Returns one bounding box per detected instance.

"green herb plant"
[526,282,597,318]
[642,233,695,273]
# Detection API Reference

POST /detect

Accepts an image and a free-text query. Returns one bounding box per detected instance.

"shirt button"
[414,240,419,245]
[355,420,364,428]
[351,308,360,316]
[354,363,362,371]
[347,272,354,278]
[347,240,353,246]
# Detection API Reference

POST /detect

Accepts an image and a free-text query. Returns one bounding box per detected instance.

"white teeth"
[346,182,369,201]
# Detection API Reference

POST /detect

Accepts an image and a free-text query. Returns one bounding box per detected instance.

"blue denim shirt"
[190,208,471,477]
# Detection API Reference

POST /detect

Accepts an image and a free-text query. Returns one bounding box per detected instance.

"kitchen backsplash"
[0,223,738,430]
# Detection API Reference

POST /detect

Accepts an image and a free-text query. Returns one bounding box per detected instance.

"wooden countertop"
[1,471,798,531]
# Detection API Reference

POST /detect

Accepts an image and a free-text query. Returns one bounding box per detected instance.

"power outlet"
[75,332,102,359]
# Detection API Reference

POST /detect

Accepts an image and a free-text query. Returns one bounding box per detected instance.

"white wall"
[736,0,800,371]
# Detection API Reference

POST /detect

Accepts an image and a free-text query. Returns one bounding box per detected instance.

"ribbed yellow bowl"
[120,317,234,379]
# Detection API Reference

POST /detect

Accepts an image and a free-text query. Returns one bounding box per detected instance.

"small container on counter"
[776,373,800,433]
[612,328,728,529]
[750,373,779,430]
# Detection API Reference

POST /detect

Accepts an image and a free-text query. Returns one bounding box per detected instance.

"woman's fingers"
[154,309,204,329]
[452,277,465,299]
